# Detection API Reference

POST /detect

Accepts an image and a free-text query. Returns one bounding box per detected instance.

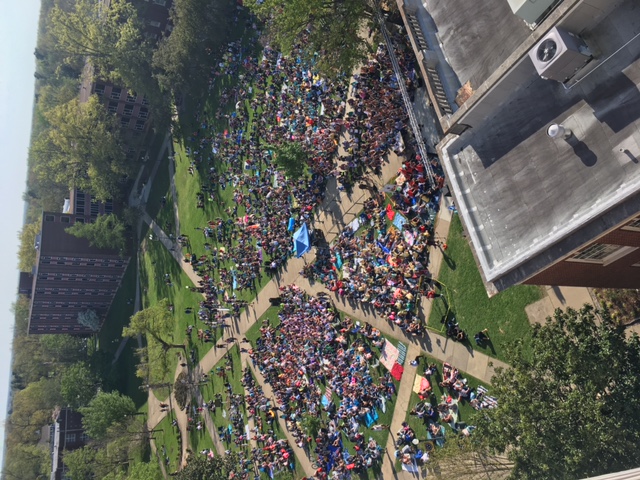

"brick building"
[77,0,174,160]
[48,409,88,480]
[399,0,640,293]
[27,212,130,335]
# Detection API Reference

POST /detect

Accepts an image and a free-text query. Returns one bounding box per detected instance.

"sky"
[0,0,42,467]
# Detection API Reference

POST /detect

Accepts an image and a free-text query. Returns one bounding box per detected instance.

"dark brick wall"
[524,224,640,288]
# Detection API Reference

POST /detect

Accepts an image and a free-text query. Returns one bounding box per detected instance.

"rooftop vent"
[507,0,558,25]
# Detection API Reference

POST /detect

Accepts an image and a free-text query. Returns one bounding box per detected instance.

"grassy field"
[428,215,543,361]
[153,414,182,475]
[139,238,214,383]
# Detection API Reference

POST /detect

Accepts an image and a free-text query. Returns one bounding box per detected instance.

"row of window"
[42,256,125,264]
[568,216,640,265]
[38,275,120,283]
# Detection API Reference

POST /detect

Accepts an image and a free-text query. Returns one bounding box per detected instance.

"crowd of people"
[250,286,395,477]
[303,147,445,334]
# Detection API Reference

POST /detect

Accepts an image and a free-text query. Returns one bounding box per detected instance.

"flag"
[386,203,395,220]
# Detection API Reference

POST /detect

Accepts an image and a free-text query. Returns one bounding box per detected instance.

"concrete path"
[526,285,595,325]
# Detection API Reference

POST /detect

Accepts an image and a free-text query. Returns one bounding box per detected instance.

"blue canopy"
[293,223,311,258]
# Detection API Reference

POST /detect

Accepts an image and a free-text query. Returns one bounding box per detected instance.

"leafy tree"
[477,305,640,480]
[12,295,31,338]
[2,444,49,480]
[63,447,97,480]
[66,214,127,252]
[152,0,235,99]
[77,308,101,332]
[32,96,130,201]
[270,142,307,180]
[79,391,136,440]
[49,0,151,91]
[123,299,185,353]
[8,377,63,444]
[245,0,371,77]
[174,452,243,480]
[61,362,98,409]
[17,222,41,272]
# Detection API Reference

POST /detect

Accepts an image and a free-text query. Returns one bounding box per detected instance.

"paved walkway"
[144,181,505,478]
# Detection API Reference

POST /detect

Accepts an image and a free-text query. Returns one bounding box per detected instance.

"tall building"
[27,212,130,335]
[399,0,640,293]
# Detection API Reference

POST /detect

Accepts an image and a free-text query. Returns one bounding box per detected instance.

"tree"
[77,309,101,332]
[17,222,41,272]
[174,371,191,409]
[123,299,185,353]
[477,305,640,480]
[245,0,371,77]
[31,96,129,201]
[61,362,98,409]
[79,391,136,440]
[270,142,307,180]
[63,447,97,480]
[2,444,49,480]
[174,452,243,480]
[66,214,127,252]
[49,0,152,92]
[152,0,235,99]
[8,377,63,444]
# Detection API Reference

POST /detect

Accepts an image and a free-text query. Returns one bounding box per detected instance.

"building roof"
[420,0,532,92]
[439,0,640,290]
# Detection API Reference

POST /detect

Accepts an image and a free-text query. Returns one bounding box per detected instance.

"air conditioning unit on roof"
[529,27,592,83]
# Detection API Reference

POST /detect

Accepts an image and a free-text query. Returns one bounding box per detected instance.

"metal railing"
[372,2,437,188]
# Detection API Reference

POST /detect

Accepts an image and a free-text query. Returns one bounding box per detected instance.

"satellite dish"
[537,39,557,62]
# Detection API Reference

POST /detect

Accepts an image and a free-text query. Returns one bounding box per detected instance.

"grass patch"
[153,414,182,474]
[139,238,212,384]
[428,215,543,361]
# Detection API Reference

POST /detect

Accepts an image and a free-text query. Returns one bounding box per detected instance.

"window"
[569,243,638,265]
[75,217,85,224]
[123,105,134,116]
[121,117,130,128]
[135,120,146,131]
[622,216,640,232]
[65,433,76,444]
[94,84,105,95]
[108,101,118,114]
[141,96,149,106]
[147,20,161,28]
[44,215,55,222]
[126,92,137,103]
[138,107,149,119]
[110,87,122,100]
[60,216,70,224]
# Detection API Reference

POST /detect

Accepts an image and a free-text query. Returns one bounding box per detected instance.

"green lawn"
[153,414,182,475]
[95,253,147,406]
[402,355,484,446]
[428,215,543,361]
[139,238,213,383]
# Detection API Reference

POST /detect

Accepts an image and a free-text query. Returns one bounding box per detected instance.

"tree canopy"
[32,96,129,201]
[245,0,371,77]
[60,362,98,409]
[123,299,184,353]
[79,391,136,440]
[17,222,41,272]
[65,214,127,251]
[50,0,153,93]
[270,142,307,180]
[477,305,640,480]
